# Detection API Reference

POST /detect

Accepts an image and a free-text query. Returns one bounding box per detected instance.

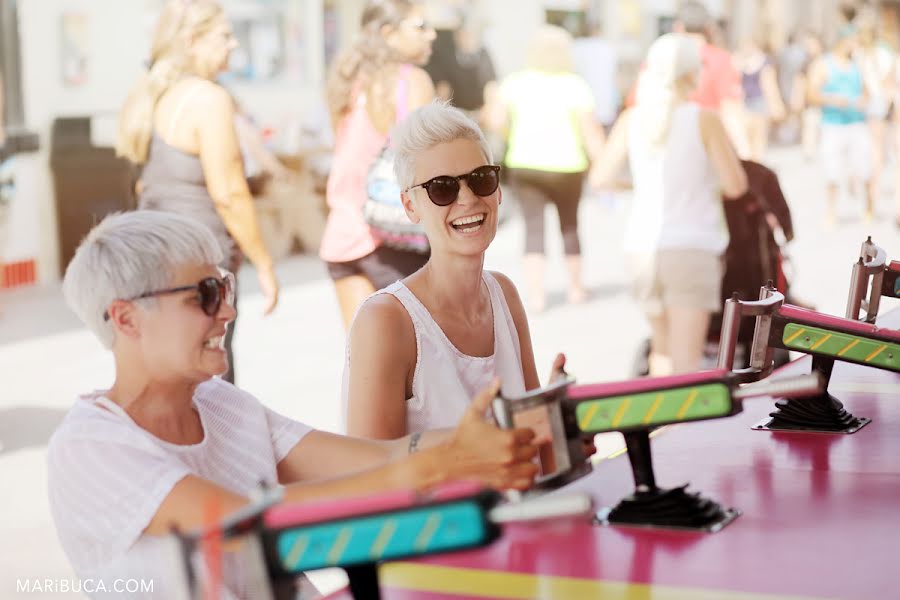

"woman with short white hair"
[591,33,748,375]
[49,210,539,598]
[344,102,566,459]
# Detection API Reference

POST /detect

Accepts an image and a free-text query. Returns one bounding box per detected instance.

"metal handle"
[717,286,784,379]
[492,396,514,430]
[846,237,887,323]
[717,293,743,370]
[732,373,824,401]
[489,493,593,524]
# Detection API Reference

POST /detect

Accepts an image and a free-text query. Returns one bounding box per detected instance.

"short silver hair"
[392,101,494,190]
[62,210,224,349]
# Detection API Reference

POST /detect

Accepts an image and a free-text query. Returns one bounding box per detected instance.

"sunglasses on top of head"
[405,165,501,207]
[103,271,235,321]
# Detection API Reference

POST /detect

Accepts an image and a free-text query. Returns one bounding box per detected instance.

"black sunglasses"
[103,272,235,321]
[406,165,501,207]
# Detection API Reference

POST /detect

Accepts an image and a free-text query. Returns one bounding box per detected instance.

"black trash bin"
[50,116,135,274]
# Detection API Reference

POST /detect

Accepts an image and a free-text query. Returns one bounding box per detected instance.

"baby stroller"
[632,160,799,376]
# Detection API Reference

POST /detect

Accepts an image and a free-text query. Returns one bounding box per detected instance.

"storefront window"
[226,2,286,80]
[222,0,315,84]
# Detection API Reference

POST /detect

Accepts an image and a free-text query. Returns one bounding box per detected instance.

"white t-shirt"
[625,103,728,255]
[47,378,313,599]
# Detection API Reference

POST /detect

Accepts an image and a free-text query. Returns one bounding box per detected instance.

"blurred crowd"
[404,0,900,372]
[0,0,892,372]
[104,0,900,380]
[426,2,900,229]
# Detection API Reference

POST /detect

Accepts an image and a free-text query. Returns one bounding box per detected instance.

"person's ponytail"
[115,0,223,164]
[633,33,702,150]
[635,77,680,149]
[116,59,183,164]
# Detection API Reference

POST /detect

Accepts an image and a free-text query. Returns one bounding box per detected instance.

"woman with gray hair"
[591,33,747,376]
[49,211,540,598]
[344,103,568,474]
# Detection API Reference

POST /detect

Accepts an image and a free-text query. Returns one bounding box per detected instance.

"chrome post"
[845,257,866,321]
[749,283,776,374]
[717,292,742,370]
[491,395,513,430]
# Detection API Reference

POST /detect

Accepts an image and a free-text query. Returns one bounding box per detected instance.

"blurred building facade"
[0,0,889,287]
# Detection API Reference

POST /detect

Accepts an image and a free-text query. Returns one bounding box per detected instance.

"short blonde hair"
[525,25,574,73]
[116,0,224,164]
[392,101,493,190]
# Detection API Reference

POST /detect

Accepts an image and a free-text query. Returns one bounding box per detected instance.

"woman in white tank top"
[590,34,748,376]
[343,103,565,439]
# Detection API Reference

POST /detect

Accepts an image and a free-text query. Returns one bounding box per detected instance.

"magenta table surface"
[326,309,900,600]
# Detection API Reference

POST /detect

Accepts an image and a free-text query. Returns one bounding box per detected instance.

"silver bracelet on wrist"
[408,432,422,454]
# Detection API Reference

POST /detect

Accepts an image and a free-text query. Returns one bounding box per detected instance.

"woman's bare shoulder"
[348,292,417,388]
[487,270,516,292]
[155,78,235,137]
[406,66,436,103]
[407,66,433,86]
[159,78,227,107]
[487,270,525,309]
[351,293,416,350]
[356,292,407,321]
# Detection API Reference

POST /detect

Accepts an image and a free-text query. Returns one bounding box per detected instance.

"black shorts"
[326,245,430,290]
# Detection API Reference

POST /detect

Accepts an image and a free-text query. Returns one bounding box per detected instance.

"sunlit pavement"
[1,144,897,598]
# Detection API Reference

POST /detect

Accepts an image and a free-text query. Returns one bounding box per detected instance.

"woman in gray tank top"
[116,0,280,383]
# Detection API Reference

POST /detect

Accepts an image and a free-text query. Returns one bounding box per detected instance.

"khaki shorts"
[629,249,724,316]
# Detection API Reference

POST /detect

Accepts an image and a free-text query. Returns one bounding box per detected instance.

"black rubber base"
[756,393,870,434]
[345,564,381,600]
[601,484,740,533]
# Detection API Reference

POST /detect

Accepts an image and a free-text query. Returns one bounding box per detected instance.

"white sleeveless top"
[625,103,728,255]
[342,271,526,433]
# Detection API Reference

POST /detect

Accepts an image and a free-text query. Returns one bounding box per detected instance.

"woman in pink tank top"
[322,0,437,330]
